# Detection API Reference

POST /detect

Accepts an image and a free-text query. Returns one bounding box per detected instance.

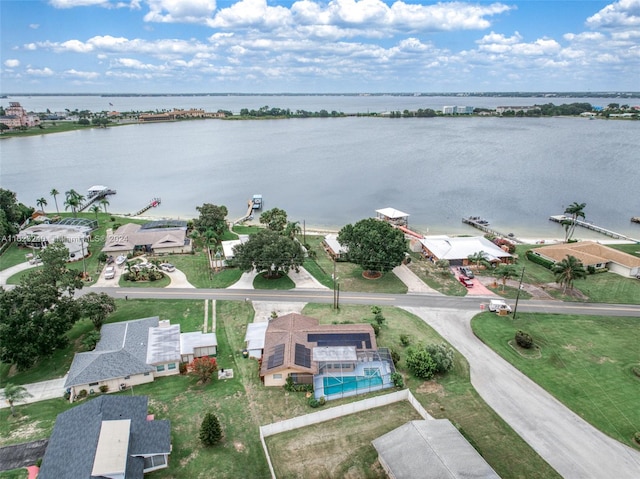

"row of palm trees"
[36,188,109,219]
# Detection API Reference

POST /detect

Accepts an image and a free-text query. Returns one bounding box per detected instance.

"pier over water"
[549,215,640,243]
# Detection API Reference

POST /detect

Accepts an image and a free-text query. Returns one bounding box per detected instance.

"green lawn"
[0,301,559,479]
[472,312,640,448]
[302,304,560,479]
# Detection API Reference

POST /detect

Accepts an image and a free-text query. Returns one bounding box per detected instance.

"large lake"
[1,95,638,240]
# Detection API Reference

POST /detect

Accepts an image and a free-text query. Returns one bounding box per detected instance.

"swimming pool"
[322,374,383,395]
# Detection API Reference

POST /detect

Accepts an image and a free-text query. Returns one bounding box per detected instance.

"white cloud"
[4,59,20,68]
[144,0,217,24]
[26,67,55,76]
[208,0,291,29]
[49,0,138,8]
[586,0,640,29]
[29,24,40,29]
[64,69,101,79]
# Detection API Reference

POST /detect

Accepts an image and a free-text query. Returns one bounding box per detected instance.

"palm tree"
[467,251,489,269]
[50,188,60,214]
[284,221,301,239]
[90,204,101,220]
[99,198,109,214]
[64,189,85,217]
[562,202,586,242]
[493,264,518,291]
[552,255,587,293]
[36,197,47,213]
[1,383,33,417]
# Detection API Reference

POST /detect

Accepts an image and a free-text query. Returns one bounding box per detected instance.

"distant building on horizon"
[0,101,40,129]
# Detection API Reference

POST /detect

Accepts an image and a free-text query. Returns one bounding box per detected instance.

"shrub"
[97,252,108,263]
[371,306,385,325]
[587,265,596,274]
[179,362,188,374]
[391,372,404,388]
[390,348,400,366]
[425,343,455,374]
[77,389,88,399]
[515,330,534,349]
[199,412,223,446]
[98,385,109,393]
[189,357,218,383]
[406,348,436,380]
[371,323,380,337]
[318,396,326,406]
[82,330,101,351]
[400,334,411,347]
[525,250,554,269]
[308,397,320,408]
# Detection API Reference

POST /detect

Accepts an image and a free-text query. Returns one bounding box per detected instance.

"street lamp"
[513,267,525,320]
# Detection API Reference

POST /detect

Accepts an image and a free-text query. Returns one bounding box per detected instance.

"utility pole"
[513,267,525,320]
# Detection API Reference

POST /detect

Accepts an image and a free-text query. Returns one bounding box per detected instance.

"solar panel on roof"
[266,343,285,369]
[308,333,372,349]
[294,343,311,368]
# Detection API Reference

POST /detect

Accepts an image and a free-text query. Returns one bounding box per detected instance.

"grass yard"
[0,301,560,478]
[301,304,561,479]
[266,401,423,478]
[304,235,408,294]
[406,253,468,296]
[472,312,640,448]
[0,470,27,479]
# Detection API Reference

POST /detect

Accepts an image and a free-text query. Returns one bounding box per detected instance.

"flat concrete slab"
[0,376,67,409]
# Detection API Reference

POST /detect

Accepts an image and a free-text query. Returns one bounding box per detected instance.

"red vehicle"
[459,276,473,288]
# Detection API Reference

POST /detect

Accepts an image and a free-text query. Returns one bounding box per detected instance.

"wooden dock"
[462,217,524,244]
[549,215,640,242]
[233,200,255,225]
[131,198,161,216]
[77,188,116,213]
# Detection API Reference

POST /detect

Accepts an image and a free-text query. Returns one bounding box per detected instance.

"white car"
[104,266,116,279]
[160,263,175,272]
[489,299,512,313]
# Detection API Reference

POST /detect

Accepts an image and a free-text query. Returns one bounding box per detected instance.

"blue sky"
[1,0,639,93]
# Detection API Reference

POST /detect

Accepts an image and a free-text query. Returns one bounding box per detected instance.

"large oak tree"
[232,229,304,279]
[337,218,407,275]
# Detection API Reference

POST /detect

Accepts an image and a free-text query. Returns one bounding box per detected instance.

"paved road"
[402,306,640,479]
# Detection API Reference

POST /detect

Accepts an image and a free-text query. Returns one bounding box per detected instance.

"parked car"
[104,266,116,280]
[459,266,474,278]
[489,299,512,313]
[459,276,473,288]
[160,263,175,272]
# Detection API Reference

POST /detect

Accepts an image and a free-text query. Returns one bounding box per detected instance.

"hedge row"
[526,250,554,269]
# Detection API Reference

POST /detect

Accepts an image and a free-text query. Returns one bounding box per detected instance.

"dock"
[130,198,161,216]
[549,215,640,242]
[462,217,524,244]
[233,200,255,225]
[77,187,116,213]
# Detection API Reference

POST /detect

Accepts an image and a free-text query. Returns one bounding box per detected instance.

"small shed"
[372,419,501,479]
[180,332,217,363]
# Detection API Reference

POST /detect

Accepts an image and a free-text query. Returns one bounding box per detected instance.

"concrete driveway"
[402,306,640,479]
[0,376,67,409]
[0,261,38,287]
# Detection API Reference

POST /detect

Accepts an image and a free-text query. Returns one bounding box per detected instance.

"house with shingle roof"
[38,395,171,479]
[532,241,640,278]
[65,317,215,401]
[102,221,192,255]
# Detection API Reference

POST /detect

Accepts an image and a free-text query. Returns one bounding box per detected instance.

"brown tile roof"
[259,313,376,377]
[535,241,640,268]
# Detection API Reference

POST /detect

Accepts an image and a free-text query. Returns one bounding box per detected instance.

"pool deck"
[314,361,394,400]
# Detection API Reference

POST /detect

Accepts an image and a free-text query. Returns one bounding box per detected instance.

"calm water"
[1,96,639,239]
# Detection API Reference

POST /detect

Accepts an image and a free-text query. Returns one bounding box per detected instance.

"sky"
[1,0,639,93]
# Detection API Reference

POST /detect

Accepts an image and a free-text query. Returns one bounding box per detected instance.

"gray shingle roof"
[65,317,159,389]
[38,395,170,479]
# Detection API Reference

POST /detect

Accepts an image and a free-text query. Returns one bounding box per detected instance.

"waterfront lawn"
[303,304,561,479]
[0,243,35,270]
[304,234,408,294]
[406,253,468,296]
[472,312,640,448]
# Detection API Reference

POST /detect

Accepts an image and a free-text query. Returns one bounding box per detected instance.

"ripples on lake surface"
[1,103,638,239]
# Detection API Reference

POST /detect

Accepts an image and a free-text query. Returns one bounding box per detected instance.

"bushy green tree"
[337,218,407,275]
[406,348,436,380]
[259,207,288,232]
[78,292,116,330]
[232,229,304,278]
[425,343,455,374]
[194,203,228,236]
[199,412,223,446]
